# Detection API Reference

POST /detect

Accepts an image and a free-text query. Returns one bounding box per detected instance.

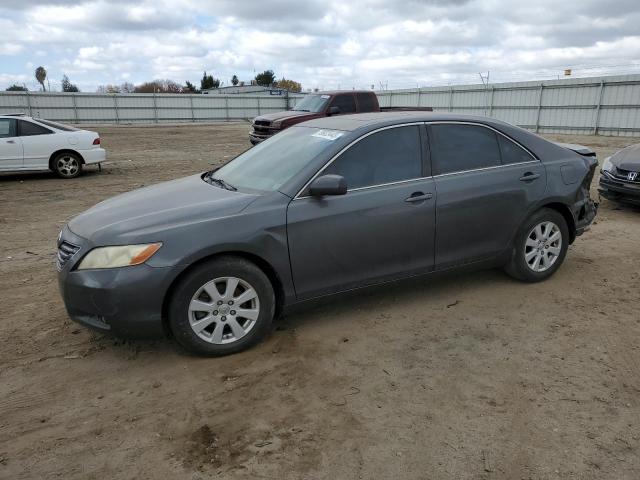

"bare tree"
[35,66,47,91]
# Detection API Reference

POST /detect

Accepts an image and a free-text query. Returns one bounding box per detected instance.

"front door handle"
[405,192,433,203]
[6,140,16,144]
[519,172,540,182]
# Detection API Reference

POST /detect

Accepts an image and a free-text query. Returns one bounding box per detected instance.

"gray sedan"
[57,112,598,355]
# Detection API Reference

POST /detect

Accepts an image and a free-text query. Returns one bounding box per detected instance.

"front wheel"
[52,152,83,179]
[505,208,569,282]
[168,256,275,356]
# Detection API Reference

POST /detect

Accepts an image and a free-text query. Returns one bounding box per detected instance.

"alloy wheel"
[188,276,260,344]
[524,221,562,272]
[57,156,80,177]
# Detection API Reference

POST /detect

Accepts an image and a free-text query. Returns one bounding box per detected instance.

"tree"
[254,70,276,87]
[184,80,199,93]
[275,77,302,93]
[61,74,79,92]
[97,84,121,93]
[134,79,183,94]
[35,66,47,91]
[200,71,220,90]
[120,82,135,93]
[6,84,28,91]
[231,74,239,86]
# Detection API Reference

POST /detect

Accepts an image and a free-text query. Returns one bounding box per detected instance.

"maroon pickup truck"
[249,90,431,145]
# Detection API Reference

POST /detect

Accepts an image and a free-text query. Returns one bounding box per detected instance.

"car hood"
[254,110,321,123]
[610,143,640,171]
[68,174,258,244]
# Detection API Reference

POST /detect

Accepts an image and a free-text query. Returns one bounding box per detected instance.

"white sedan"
[0,114,106,178]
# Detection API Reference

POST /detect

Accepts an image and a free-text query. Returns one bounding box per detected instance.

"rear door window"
[330,94,356,114]
[19,120,52,136]
[429,124,501,175]
[356,93,377,113]
[0,118,17,138]
[322,125,422,189]
[497,134,535,165]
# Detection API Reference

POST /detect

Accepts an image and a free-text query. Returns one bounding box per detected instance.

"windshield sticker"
[321,95,330,99]
[312,129,344,141]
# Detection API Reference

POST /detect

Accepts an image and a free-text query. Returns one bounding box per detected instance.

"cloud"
[0,0,639,92]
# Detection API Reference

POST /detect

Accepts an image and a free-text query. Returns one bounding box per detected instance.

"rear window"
[356,93,377,113]
[330,94,356,114]
[35,118,78,131]
[430,124,501,175]
[19,120,52,136]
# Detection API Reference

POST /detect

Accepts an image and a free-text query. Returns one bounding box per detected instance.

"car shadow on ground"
[0,166,104,182]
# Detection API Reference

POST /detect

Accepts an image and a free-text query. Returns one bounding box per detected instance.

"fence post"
[417,88,421,107]
[448,87,453,112]
[285,90,290,110]
[257,97,261,116]
[225,96,230,121]
[593,80,605,135]
[488,86,495,117]
[71,93,79,123]
[535,84,544,133]
[389,90,394,107]
[26,91,32,116]
[112,95,119,124]
[153,93,158,123]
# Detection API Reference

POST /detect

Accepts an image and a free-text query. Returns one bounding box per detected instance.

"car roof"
[297,111,513,132]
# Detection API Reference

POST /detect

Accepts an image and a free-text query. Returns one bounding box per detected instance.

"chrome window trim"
[293,120,540,200]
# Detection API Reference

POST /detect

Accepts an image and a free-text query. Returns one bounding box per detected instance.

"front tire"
[505,208,569,282]
[52,152,83,179]
[168,256,275,356]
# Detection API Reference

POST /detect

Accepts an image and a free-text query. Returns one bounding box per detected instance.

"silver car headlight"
[601,157,615,174]
[77,243,162,270]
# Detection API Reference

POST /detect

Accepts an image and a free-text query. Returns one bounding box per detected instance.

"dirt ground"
[1,123,639,480]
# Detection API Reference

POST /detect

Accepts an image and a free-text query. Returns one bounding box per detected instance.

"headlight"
[77,243,162,270]
[601,157,615,174]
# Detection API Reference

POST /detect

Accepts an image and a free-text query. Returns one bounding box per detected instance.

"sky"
[1,0,640,92]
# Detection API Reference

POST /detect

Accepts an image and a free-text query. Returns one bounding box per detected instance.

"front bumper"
[599,174,640,206]
[56,226,180,338]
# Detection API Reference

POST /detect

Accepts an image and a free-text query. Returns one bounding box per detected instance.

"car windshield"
[208,127,345,192]
[291,95,330,113]
[34,118,78,131]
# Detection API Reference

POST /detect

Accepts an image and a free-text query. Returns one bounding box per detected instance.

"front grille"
[57,241,80,270]
[613,168,640,184]
[254,120,271,127]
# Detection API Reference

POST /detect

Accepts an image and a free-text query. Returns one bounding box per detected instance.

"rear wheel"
[52,152,82,179]
[505,208,569,282]
[168,256,275,356]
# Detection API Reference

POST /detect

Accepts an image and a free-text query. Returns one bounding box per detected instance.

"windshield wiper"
[293,109,310,112]
[203,172,237,191]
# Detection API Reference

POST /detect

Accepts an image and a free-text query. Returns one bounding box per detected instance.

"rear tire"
[505,208,569,282]
[52,152,83,179]
[168,256,275,356]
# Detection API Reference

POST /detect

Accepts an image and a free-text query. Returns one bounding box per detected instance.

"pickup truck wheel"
[505,208,569,282]
[168,256,275,356]
[52,152,83,179]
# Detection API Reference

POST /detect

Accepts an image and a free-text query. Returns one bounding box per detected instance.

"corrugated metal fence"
[377,74,640,137]
[0,91,304,124]
[1,74,639,136]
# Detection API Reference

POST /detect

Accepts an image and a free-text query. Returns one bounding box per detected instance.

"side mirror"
[327,105,340,115]
[308,174,347,196]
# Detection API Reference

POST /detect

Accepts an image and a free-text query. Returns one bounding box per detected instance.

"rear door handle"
[519,172,540,182]
[405,192,433,203]
[6,140,15,144]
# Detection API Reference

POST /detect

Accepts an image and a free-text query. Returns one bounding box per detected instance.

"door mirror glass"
[308,174,347,196]
[327,106,341,115]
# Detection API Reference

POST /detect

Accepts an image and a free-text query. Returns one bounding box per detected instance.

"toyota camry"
[57,112,598,356]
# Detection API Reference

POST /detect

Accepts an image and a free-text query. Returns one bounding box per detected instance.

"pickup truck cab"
[250,90,430,145]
